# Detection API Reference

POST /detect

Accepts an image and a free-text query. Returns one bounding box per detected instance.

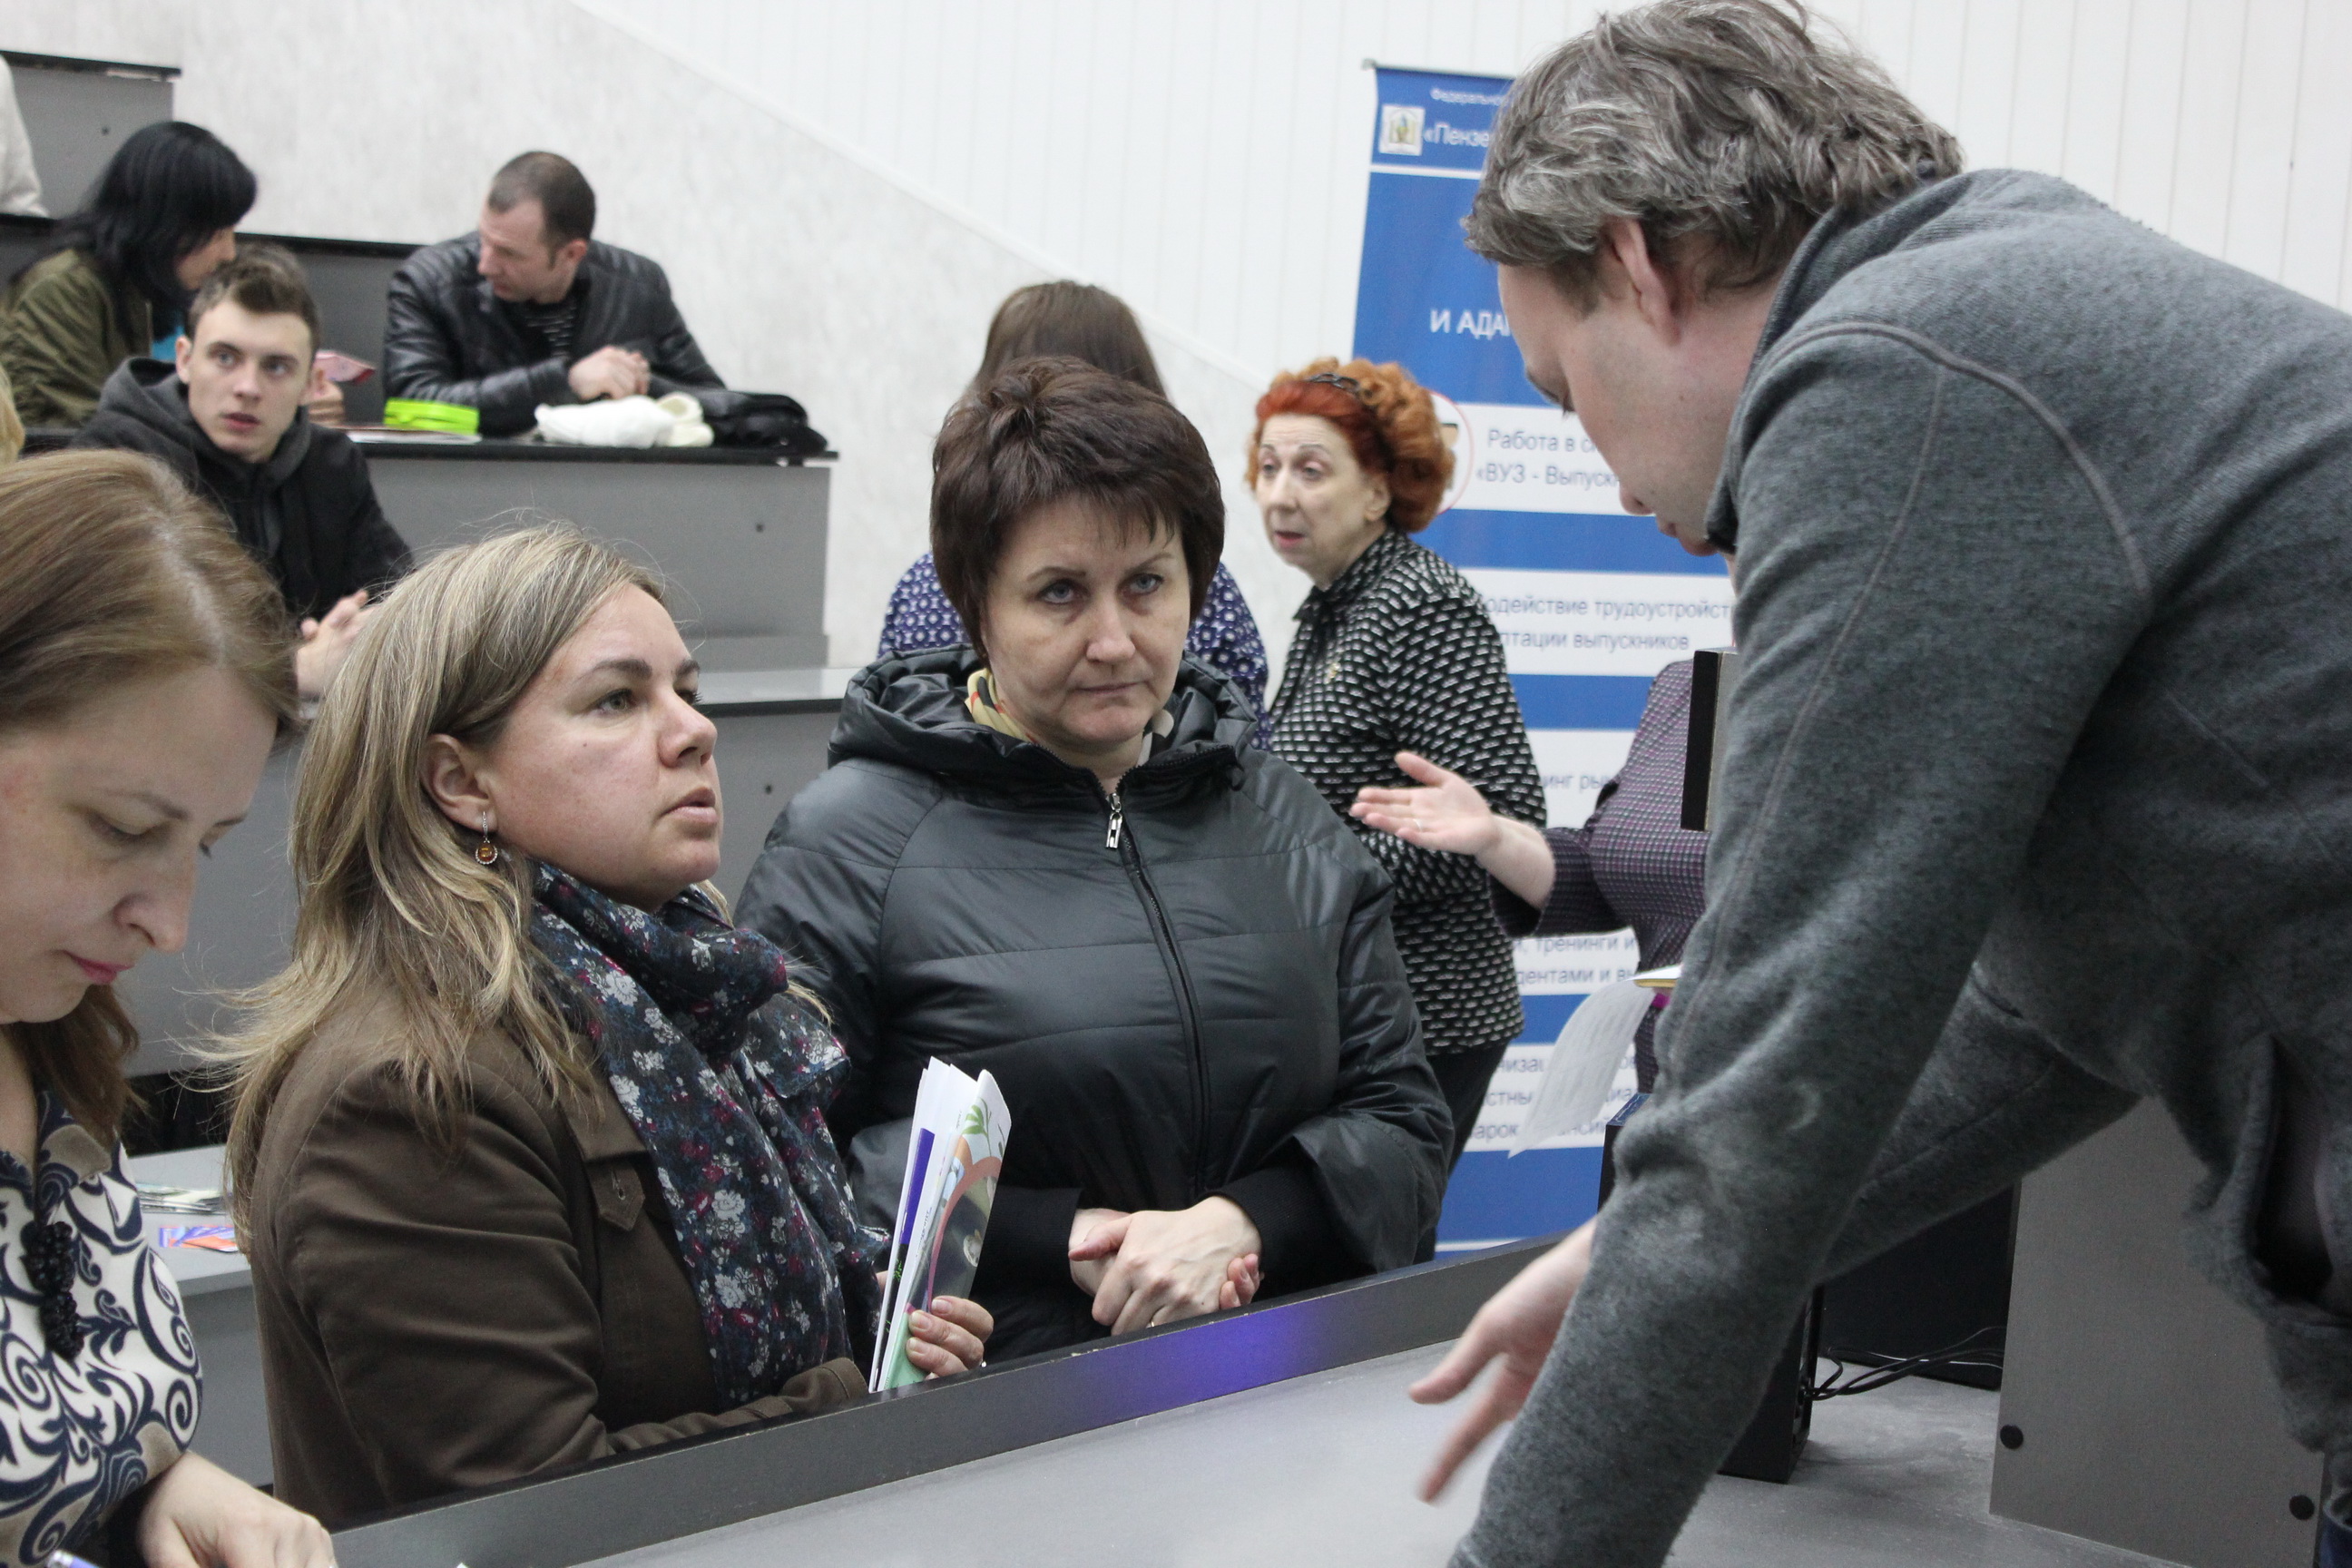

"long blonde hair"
[0,451,298,1138]
[222,524,662,1215]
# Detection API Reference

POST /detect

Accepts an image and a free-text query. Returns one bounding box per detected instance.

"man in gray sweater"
[1409,3,2352,1564]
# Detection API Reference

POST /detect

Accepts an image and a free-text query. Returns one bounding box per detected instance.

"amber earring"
[475,811,501,867]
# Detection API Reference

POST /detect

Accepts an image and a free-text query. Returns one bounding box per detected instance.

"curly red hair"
[1250,358,1454,532]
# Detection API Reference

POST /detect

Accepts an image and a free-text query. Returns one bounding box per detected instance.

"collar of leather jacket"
[828,646,1253,798]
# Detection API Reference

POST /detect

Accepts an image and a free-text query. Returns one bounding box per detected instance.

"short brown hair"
[187,242,322,354]
[973,282,1164,397]
[1251,358,1454,532]
[487,151,596,249]
[1470,0,1960,304]
[932,358,1222,659]
[0,449,299,1137]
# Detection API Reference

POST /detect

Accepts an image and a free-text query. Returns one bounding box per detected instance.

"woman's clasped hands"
[1068,1200,1265,1334]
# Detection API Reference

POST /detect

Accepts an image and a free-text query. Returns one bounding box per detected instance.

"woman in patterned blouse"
[0,451,329,1568]
[879,282,1270,732]
[1255,359,1545,1164]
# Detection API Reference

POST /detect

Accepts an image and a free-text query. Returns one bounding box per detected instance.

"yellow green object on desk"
[383,397,481,434]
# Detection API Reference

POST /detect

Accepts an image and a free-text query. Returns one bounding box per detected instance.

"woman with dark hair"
[1254,358,1544,1165]
[741,357,1450,1359]
[0,450,329,1568]
[878,281,1270,731]
[0,122,254,426]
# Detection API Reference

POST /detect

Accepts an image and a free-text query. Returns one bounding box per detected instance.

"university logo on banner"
[1351,67,1733,1249]
[1378,103,1425,156]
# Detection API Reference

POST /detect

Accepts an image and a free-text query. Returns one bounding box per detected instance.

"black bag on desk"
[685,388,829,456]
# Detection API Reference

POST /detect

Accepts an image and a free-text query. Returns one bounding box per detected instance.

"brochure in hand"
[869,1058,1012,1391]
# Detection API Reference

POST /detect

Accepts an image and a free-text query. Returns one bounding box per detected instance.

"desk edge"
[333,1237,1554,1568]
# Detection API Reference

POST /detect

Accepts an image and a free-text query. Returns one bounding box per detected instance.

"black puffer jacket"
[383,235,723,436]
[737,651,1451,1357]
[74,359,412,621]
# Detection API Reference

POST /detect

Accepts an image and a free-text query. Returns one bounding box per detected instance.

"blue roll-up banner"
[1354,67,1734,1249]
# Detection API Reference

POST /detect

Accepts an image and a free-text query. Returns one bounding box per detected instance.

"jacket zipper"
[1103,784,1211,1195]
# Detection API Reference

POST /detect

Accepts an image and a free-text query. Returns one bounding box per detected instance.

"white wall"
[568,0,2352,660]
[583,0,2352,364]
[7,0,2351,662]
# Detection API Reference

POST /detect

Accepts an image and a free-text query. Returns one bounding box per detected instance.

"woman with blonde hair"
[1253,358,1544,1164]
[224,524,988,1524]
[0,449,328,1568]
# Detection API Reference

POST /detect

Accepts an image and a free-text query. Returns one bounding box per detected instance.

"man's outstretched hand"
[1408,1219,1596,1501]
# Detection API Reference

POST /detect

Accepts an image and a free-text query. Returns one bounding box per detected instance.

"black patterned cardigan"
[1269,528,1545,1056]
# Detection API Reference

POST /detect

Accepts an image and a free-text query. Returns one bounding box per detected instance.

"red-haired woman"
[1253,359,1544,1165]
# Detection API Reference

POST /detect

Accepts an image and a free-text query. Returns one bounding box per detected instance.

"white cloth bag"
[533,392,714,447]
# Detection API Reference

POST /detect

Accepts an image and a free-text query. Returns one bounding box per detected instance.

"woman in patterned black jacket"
[1254,359,1544,1164]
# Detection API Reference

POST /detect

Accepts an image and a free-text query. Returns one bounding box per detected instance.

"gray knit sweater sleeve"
[1454,329,2151,1567]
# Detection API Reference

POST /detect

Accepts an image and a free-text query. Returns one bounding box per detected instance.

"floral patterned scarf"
[528,863,884,1406]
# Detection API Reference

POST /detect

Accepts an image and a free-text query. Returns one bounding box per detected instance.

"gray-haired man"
[1408,2,2352,1564]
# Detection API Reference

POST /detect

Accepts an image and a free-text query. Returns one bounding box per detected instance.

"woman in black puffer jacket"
[738,358,1450,1359]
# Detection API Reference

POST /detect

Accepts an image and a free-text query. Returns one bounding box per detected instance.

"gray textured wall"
[0,0,1290,671]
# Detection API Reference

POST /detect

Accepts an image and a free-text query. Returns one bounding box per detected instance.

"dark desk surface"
[356,436,838,465]
[24,431,838,466]
[0,211,408,255]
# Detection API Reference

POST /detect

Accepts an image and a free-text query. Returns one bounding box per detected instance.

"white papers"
[869,1059,1012,1391]
[1510,979,1656,1155]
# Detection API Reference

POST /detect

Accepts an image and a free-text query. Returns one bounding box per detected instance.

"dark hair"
[186,243,321,354]
[932,358,1222,660]
[0,449,299,1138]
[34,122,255,315]
[1251,358,1454,532]
[486,152,597,249]
[973,282,1164,397]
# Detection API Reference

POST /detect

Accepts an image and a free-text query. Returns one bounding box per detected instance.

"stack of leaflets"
[869,1059,1012,1391]
[1510,978,1653,1156]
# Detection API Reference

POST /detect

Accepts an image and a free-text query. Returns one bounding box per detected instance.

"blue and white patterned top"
[877,553,1271,744]
[0,1095,200,1565]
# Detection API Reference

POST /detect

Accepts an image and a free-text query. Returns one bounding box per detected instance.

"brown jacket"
[243,1000,864,1524]
[0,250,148,427]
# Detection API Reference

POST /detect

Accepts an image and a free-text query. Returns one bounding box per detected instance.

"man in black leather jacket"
[383,152,722,436]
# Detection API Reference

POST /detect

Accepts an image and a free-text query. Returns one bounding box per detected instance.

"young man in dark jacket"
[1411,4,2352,1567]
[382,152,723,436]
[75,245,410,697]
